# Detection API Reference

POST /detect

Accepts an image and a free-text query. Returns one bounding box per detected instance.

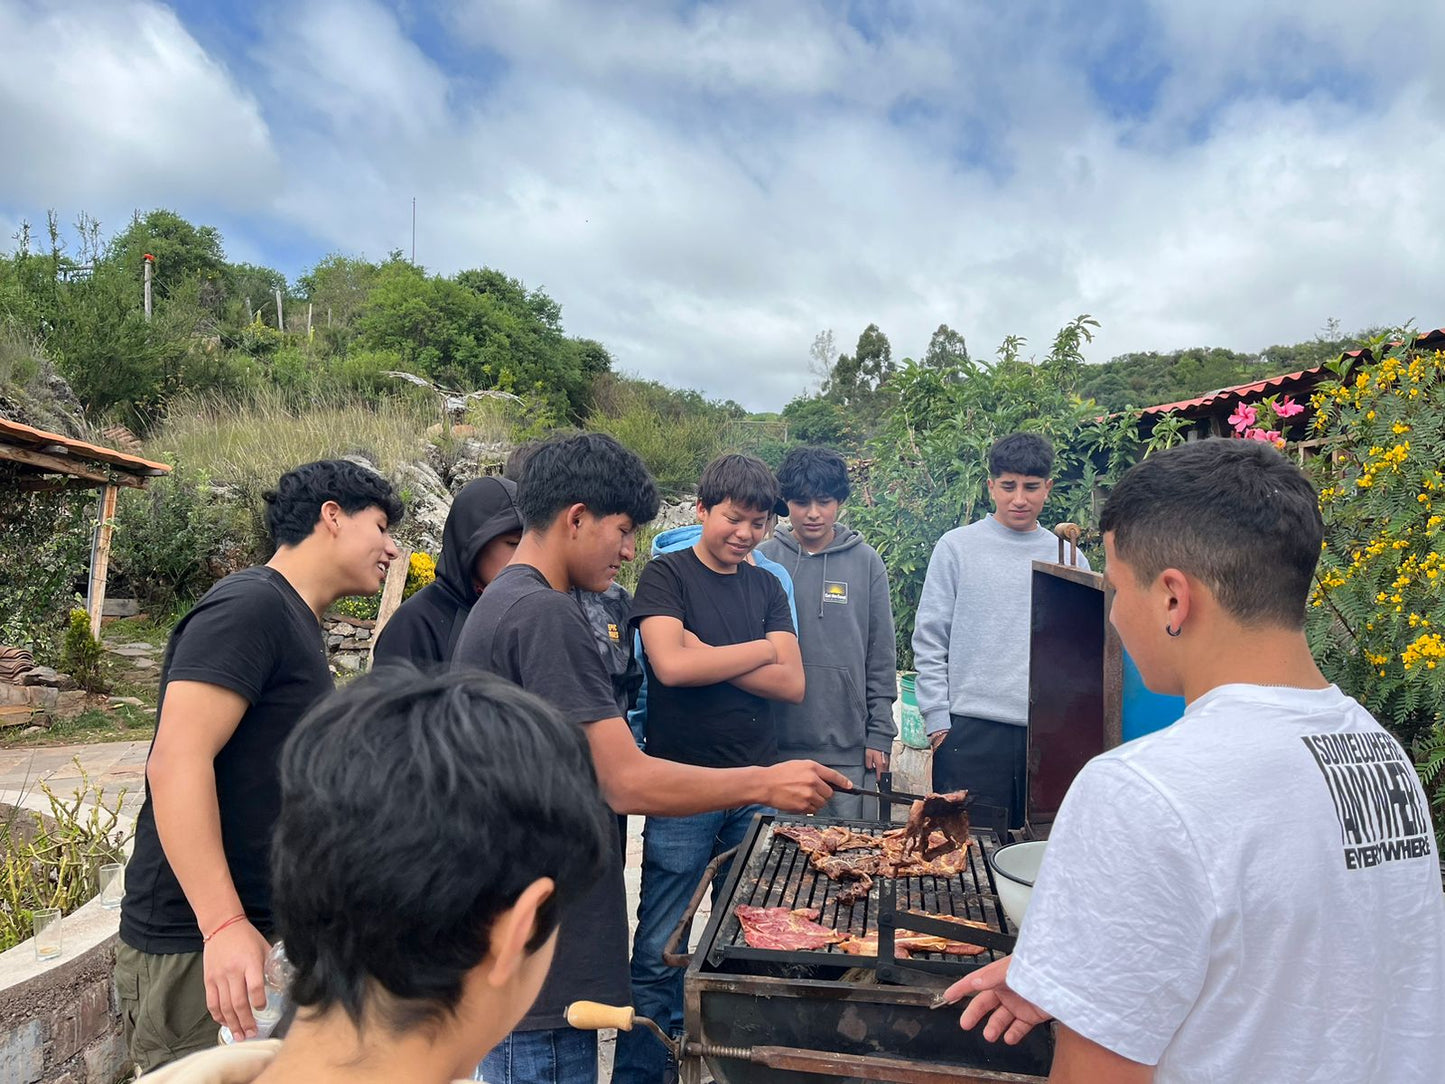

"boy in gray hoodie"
[760,446,897,820]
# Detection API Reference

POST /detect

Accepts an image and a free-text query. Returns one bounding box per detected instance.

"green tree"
[922,323,971,375]
[105,209,226,308]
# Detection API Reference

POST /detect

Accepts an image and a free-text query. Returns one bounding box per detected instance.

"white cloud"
[0,0,280,216]
[6,0,1445,409]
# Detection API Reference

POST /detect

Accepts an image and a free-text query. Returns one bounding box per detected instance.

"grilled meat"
[735,906,846,951]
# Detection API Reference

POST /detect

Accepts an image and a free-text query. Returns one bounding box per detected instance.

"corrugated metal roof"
[1138,327,1445,418]
[1137,367,1329,417]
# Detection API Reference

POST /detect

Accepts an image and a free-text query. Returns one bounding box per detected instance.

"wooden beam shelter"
[2,417,171,645]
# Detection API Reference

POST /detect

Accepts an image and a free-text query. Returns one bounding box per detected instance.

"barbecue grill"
[660,811,1053,1083]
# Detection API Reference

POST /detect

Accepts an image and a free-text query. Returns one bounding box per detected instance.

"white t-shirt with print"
[1008,684,1445,1083]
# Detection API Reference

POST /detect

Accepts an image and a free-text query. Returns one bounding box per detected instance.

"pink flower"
[1274,397,1304,418]
[1228,403,1257,431]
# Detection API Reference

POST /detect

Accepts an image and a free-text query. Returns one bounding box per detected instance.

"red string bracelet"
[203,913,248,944]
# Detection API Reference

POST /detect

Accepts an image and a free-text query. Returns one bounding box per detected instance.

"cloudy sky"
[3,1,1443,410]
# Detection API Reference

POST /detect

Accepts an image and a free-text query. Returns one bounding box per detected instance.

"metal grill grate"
[708,814,1014,972]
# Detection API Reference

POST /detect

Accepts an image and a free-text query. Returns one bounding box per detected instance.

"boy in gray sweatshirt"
[912,433,1088,828]
[760,446,897,820]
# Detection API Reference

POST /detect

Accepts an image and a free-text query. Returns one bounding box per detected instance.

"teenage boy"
[117,460,403,1073]
[139,666,614,1083]
[626,504,798,748]
[452,434,847,1084]
[614,454,806,1084]
[760,445,897,821]
[947,439,1445,1082]
[912,433,1086,827]
[372,475,521,666]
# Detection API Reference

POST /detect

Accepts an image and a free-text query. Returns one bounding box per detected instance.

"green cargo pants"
[114,941,218,1073]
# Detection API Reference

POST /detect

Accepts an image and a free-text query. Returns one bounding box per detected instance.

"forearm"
[730,661,805,701]
[149,754,243,931]
[649,638,775,686]
[606,754,774,816]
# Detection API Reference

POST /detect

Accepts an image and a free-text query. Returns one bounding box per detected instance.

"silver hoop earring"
[1165,624,1182,638]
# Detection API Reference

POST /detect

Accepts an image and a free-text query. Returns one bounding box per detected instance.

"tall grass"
[152,386,436,487]
[145,387,439,565]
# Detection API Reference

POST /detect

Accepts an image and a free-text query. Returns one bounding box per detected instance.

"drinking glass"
[98,863,125,910]
[33,908,62,961]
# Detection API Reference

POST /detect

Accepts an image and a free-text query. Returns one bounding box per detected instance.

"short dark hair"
[515,433,660,531]
[1100,439,1323,628]
[989,433,1054,479]
[502,439,544,484]
[698,453,779,514]
[272,666,611,1034]
[262,459,404,547]
[776,446,850,504]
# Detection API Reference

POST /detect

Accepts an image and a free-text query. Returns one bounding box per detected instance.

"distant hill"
[1077,332,1368,412]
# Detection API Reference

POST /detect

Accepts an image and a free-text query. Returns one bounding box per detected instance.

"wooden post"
[307,303,313,338]
[86,484,120,639]
[368,548,413,668]
[143,255,154,321]
[275,288,285,333]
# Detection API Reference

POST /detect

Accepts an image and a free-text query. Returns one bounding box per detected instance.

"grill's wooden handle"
[565,1001,635,1032]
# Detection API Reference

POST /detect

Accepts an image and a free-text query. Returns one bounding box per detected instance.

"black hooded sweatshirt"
[372,476,521,667]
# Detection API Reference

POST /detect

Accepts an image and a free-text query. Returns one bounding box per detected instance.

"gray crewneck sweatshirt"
[912,515,1090,733]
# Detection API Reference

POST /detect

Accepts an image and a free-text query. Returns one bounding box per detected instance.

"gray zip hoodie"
[758,524,897,764]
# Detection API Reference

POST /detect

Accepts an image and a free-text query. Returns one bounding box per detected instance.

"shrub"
[0,488,91,664]
[0,766,130,951]
[404,551,436,600]
[1306,341,1445,746]
[112,463,231,614]
[60,609,105,692]
[1305,337,1445,845]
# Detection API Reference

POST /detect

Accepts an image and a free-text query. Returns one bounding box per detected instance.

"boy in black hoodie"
[373,476,521,666]
[759,446,898,820]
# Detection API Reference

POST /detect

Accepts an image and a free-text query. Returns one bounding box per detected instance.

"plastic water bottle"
[219,942,293,1044]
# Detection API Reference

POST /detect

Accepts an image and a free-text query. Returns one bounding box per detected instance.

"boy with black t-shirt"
[613,454,806,1084]
[116,460,403,1073]
[453,435,844,1084]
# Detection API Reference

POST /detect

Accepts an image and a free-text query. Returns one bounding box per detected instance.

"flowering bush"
[1306,339,1445,843]
[403,551,436,600]
[1226,394,1305,448]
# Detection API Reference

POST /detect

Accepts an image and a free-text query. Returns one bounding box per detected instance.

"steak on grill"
[734,905,846,951]
[837,933,989,959]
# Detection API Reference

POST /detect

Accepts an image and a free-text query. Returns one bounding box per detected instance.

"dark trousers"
[931,714,1028,829]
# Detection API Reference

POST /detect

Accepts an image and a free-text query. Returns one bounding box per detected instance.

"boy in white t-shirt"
[946,438,1445,1082]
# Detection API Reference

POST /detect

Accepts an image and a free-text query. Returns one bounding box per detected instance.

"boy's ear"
[1042,479,1054,498]
[564,502,588,534]
[695,499,706,521]
[318,499,343,537]
[484,877,555,989]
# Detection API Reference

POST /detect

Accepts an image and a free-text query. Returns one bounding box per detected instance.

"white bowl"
[988,840,1048,930]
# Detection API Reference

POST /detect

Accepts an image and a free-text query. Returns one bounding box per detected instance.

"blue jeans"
[475,1027,596,1084]
[611,805,764,1084]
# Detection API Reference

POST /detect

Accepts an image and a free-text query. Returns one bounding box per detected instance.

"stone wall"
[0,940,125,1084]
[324,615,375,675]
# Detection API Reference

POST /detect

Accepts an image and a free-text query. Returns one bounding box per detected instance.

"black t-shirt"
[120,567,332,954]
[452,564,630,1030]
[630,548,794,769]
